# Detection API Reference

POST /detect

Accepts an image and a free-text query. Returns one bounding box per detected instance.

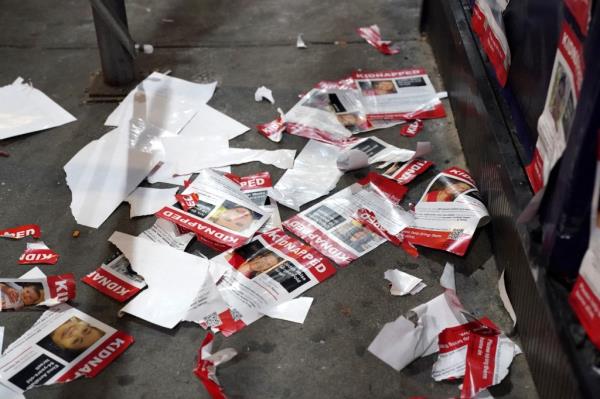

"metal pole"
[91,0,135,86]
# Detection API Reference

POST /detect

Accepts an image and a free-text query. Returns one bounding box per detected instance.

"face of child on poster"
[38,317,105,361]
[424,177,474,202]
[1,283,44,309]
[360,80,397,96]
[208,202,259,233]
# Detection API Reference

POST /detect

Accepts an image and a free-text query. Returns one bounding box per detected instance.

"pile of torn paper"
[0,59,506,399]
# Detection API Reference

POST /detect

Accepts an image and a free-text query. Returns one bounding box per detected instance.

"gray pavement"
[0,0,538,398]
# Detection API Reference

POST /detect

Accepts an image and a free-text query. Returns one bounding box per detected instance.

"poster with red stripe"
[471,0,511,86]
[156,169,271,251]
[352,69,445,121]
[185,228,336,336]
[526,23,584,193]
[0,304,133,395]
[569,133,600,349]
[283,180,413,266]
[402,167,490,256]
[82,219,194,302]
[0,274,75,311]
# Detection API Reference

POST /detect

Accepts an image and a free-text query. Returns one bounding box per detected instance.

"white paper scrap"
[368,294,465,371]
[105,72,217,131]
[0,77,76,140]
[273,139,343,211]
[368,264,466,371]
[179,103,250,141]
[126,186,179,218]
[296,33,307,49]
[498,270,517,327]
[384,269,426,296]
[109,231,210,328]
[262,297,313,324]
[64,128,158,228]
[166,139,296,175]
[255,86,275,104]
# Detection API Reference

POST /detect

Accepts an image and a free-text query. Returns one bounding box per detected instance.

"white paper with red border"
[0,303,133,394]
[0,273,75,311]
[402,167,490,256]
[185,228,336,336]
[82,219,194,302]
[352,69,445,122]
[283,178,412,266]
[471,0,511,87]
[156,169,271,251]
[570,138,600,349]
[526,23,584,193]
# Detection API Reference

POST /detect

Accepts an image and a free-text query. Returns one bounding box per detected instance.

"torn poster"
[83,219,194,302]
[186,228,336,336]
[283,178,413,266]
[352,69,445,121]
[0,224,41,240]
[126,186,179,218]
[0,304,133,394]
[82,251,147,303]
[256,113,287,143]
[284,87,369,143]
[383,159,433,185]
[228,172,281,233]
[460,327,518,398]
[18,242,59,265]
[109,231,210,329]
[157,169,271,251]
[368,263,468,371]
[255,86,275,104]
[105,72,216,132]
[384,269,426,296]
[570,139,600,349]
[432,317,521,398]
[526,23,584,193]
[274,136,416,211]
[0,274,75,310]
[194,333,237,399]
[296,33,307,49]
[356,24,401,55]
[471,0,511,87]
[64,126,158,228]
[402,167,490,256]
[0,77,76,140]
[399,119,424,137]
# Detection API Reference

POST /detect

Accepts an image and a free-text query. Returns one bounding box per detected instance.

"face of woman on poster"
[373,80,395,95]
[51,317,104,352]
[216,207,254,231]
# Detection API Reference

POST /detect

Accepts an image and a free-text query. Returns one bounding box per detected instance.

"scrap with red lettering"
[0,304,133,395]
